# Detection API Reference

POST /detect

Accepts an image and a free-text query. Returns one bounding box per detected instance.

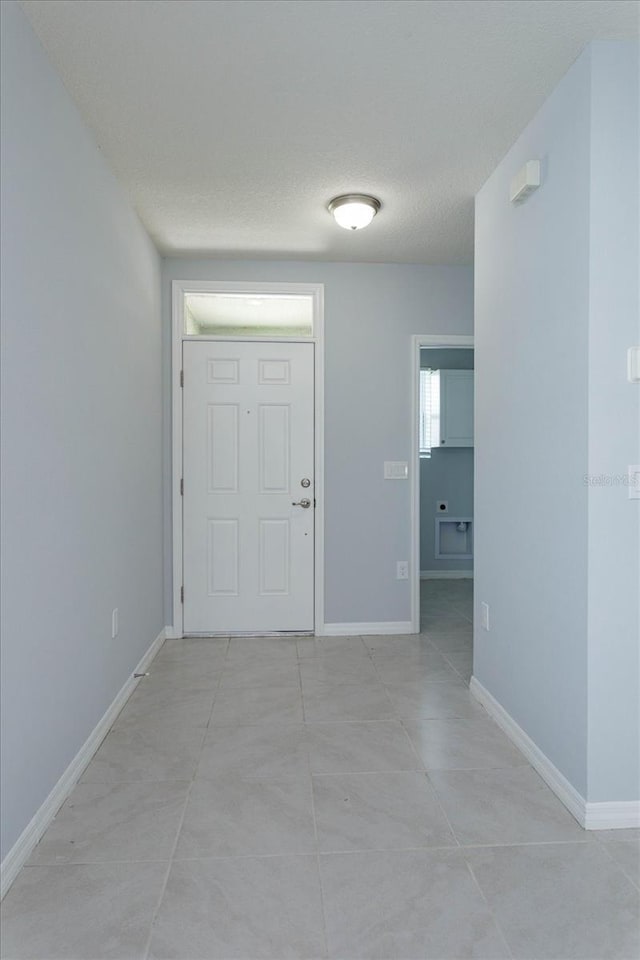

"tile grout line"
[300,637,332,958]
[141,777,194,960]
[396,718,462,851]
[141,644,226,960]
[297,646,308,725]
[594,838,640,892]
[308,757,331,958]
[463,856,515,959]
[23,836,600,871]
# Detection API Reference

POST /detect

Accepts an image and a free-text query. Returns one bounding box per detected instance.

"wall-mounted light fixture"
[328,194,381,230]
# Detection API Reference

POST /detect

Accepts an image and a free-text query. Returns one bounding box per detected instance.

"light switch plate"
[628,465,640,499]
[384,461,408,480]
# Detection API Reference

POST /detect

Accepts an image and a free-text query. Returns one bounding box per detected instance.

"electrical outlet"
[111,608,119,639]
[396,561,409,580]
[480,601,490,631]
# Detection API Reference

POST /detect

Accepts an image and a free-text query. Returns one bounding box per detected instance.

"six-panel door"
[182,341,315,634]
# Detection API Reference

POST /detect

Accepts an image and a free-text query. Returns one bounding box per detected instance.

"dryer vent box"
[435,518,473,560]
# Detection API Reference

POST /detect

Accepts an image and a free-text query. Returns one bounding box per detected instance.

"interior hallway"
[1,581,638,958]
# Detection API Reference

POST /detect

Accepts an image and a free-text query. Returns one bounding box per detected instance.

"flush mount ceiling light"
[328,194,381,231]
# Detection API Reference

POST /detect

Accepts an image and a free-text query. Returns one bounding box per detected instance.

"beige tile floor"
[2,580,639,958]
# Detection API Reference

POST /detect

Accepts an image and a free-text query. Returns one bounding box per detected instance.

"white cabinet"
[439,369,474,447]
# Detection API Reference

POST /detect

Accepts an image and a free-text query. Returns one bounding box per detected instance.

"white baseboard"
[470,676,586,827]
[164,625,181,639]
[322,621,414,637]
[583,801,640,830]
[469,677,640,831]
[421,570,473,580]
[0,627,167,900]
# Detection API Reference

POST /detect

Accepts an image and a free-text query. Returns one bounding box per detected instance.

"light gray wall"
[0,0,164,860]
[420,349,474,573]
[474,41,639,803]
[162,261,474,625]
[475,49,591,797]
[586,43,639,803]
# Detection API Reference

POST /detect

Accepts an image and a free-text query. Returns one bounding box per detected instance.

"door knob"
[292,498,311,508]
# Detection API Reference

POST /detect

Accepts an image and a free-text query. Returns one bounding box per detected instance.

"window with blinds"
[419,369,441,457]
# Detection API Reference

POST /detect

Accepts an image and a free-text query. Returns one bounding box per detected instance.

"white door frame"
[171,280,325,638]
[410,334,474,633]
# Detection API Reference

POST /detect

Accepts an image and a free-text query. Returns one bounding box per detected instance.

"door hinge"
[180,585,184,604]
[180,370,184,388]
[180,478,184,496]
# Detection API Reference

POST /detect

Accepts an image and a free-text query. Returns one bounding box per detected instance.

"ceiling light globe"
[328,194,380,231]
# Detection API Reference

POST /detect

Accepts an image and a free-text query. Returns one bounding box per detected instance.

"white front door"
[182,340,315,634]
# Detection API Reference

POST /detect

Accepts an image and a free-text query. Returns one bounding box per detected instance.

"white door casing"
[182,340,315,634]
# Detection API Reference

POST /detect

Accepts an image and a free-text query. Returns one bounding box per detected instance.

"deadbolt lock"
[300,478,311,488]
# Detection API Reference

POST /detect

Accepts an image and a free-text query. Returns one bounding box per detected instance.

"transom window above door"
[184,292,314,337]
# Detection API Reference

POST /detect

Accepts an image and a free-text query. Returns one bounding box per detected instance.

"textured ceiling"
[20,0,639,263]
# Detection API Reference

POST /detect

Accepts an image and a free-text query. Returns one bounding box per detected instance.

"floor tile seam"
[370,654,448,665]
[141,774,194,960]
[593,835,640,844]
[307,741,331,960]
[314,845,489,958]
[308,767,423,776]
[301,677,390,691]
[167,851,324,863]
[223,657,300,667]
[197,665,224,734]
[111,719,215,738]
[315,841,464,856]
[310,769,434,780]
[164,843,468,863]
[298,654,307,725]
[424,614,472,623]
[590,840,640,892]
[394,718,461,850]
[377,677,402,720]
[23,840,603,870]
[405,709,531,770]
[80,776,198,785]
[429,635,473,646]
[379,676,468,687]
[383,713,488,722]
[310,761,532,776]
[151,653,228,665]
[450,838,596,849]
[302,718,415,726]
[435,646,471,682]
[429,645,473,658]
[20,856,175,868]
[207,718,303,728]
[414,751,470,849]
[463,854,515,959]
[194,772,314,784]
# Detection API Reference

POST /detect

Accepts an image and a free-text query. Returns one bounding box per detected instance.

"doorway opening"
[171,281,325,638]
[410,335,474,634]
